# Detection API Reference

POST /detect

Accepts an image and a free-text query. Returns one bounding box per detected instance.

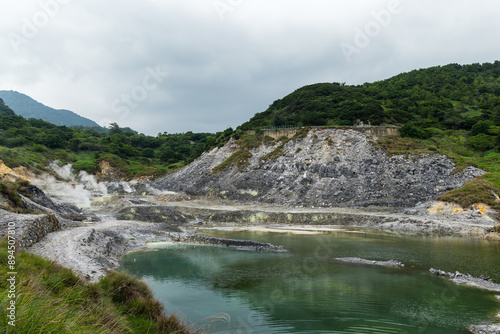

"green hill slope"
[0,90,100,127]
[0,115,214,178]
[239,61,500,131]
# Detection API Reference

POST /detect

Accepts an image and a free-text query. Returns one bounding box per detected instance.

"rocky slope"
[156,128,484,209]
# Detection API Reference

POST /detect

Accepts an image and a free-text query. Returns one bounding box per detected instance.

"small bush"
[73,160,99,174]
[31,144,47,152]
[400,122,430,139]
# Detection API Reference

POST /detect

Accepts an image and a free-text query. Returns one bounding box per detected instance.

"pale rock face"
[156,129,484,209]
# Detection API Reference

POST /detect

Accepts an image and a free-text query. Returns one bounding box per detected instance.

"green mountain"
[0,90,100,128]
[0,98,15,116]
[238,61,500,131]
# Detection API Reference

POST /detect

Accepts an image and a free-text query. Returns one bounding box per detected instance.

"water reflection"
[121,231,500,334]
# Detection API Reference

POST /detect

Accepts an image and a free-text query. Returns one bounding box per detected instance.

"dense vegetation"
[0,239,194,333]
[239,62,500,133]
[0,90,100,127]
[0,115,215,178]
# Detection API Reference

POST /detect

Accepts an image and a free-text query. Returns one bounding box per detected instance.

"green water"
[121,230,500,333]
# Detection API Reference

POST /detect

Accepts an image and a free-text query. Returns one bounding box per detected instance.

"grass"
[373,130,500,218]
[260,143,285,163]
[0,146,78,175]
[211,149,252,174]
[437,174,500,208]
[0,179,33,213]
[210,132,277,174]
[0,238,196,333]
[373,130,500,173]
[437,174,500,220]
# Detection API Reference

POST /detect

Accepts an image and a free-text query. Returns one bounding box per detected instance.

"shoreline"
[25,195,500,281]
[14,197,500,334]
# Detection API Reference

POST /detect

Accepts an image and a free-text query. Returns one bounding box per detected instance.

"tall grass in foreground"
[0,239,195,333]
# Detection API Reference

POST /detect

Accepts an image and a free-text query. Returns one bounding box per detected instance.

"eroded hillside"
[156,128,484,209]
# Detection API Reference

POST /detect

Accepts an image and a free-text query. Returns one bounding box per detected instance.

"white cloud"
[0,0,499,135]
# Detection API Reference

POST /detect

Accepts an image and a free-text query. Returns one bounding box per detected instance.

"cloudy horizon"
[1,0,499,136]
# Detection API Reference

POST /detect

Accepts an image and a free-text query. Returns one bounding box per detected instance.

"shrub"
[400,122,430,139]
[73,160,99,173]
[471,120,494,136]
[32,144,47,152]
[468,134,496,151]
[142,147,155,158]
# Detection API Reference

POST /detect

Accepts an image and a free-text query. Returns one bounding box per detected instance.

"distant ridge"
[0,90,100,128]
[0,98,15,116]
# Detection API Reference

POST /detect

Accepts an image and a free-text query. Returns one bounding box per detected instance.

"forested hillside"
[239,62,500,134]
[0,115,214,178]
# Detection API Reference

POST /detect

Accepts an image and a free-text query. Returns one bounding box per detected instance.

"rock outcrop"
[167,233,287,252]
[0,209,61,249]
[468,323,500,334]
[20,185,86,220]
[335,257,405,267]
[156,128,484,209]
[429,268,500,292]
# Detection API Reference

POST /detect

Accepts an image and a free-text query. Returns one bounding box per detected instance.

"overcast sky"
[1,0,499,135]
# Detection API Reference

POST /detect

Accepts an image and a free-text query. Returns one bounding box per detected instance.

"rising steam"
[32,162,110,208]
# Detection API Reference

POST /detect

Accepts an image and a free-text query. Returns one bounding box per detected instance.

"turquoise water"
[121,230,500,333]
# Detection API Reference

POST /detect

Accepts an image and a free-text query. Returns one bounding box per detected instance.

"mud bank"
[166,232,287,252]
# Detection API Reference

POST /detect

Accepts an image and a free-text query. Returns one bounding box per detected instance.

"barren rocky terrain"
[156,128,486,209]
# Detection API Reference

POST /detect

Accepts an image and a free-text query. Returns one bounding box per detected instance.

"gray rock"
[335,257,405,267]
[468,323,500,334]
[167,233,287,253]
[155,129,484,209]
[429,268,500,292]
[0,209,61,249]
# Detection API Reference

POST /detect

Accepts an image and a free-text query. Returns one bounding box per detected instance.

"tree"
[108,123,122,135]
[41,134,65,149]
[142,148,155,158]
[468,134,496,151]
[400,122,429,139]
[471,120,494,136]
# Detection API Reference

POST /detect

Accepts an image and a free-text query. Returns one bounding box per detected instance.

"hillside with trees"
[0,115,214,178]
[1,62,500,189]
[238,62,500,142]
